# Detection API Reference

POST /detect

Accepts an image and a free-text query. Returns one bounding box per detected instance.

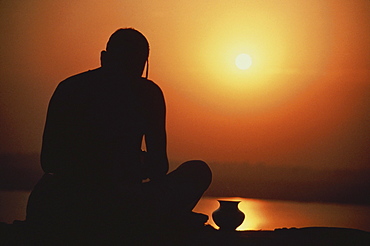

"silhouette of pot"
[212,200,245,231]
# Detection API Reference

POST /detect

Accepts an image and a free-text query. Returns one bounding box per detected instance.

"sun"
[235,53,252,70]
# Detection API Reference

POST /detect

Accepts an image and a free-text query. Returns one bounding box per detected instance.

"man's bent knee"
[178,160,212,189]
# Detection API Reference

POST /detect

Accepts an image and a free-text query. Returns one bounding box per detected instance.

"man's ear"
[100,50,107,67]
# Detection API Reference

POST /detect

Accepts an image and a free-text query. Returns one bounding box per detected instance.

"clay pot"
[212,200,245,231]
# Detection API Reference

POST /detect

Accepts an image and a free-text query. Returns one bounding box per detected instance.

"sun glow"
[235,53,252,70]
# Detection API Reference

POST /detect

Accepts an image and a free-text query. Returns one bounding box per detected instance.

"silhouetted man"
[26,28,212,243]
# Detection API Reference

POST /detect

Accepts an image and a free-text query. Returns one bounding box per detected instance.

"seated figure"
[26,28,212,243]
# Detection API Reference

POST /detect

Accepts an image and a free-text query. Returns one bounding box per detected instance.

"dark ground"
[1,221,369,246]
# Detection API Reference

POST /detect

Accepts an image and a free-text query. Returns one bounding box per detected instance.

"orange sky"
[0,0,369,169]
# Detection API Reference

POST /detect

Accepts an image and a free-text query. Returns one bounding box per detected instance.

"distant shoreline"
[1,153,370,205]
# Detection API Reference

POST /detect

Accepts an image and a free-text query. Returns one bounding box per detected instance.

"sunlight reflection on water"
[194,197,370,232]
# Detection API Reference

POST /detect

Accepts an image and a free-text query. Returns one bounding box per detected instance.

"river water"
[1,191,369,232]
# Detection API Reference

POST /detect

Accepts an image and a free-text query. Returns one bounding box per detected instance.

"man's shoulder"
[58,68,101,88]
[138,78,163,93]
[50,69,102,100]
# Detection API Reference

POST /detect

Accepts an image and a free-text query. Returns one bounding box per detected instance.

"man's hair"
[106,28,149,65]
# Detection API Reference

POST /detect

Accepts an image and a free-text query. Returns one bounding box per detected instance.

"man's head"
[101,28,149,77]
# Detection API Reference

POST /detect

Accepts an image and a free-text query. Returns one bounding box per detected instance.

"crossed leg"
[141,160,212,217]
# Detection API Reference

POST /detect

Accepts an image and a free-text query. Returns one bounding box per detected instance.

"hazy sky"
[0,0,369,169]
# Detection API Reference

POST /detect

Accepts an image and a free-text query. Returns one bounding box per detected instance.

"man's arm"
[143,82,169,181]
[40,83,73,174]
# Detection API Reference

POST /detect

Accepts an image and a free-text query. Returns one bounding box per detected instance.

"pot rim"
[217,199,241,203]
